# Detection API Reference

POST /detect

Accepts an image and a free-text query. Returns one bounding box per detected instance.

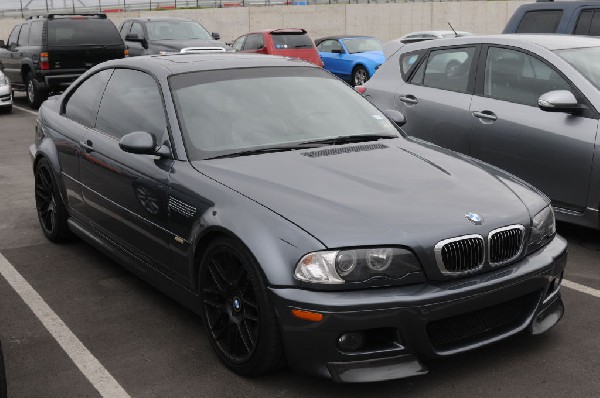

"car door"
[469,45,598,211]
[2,25,21,84]
[79,68,175,278]
[55,69,113,221]
[394,45,479,154]
[317,39,345,76]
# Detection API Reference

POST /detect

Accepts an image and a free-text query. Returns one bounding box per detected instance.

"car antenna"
[448,22,458,37]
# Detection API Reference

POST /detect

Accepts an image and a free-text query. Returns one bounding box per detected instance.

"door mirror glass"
[212,32,220,41]
[383,109,406,126]
[119,131,157,155]
[125,33,141,42]
[538,90,581,113]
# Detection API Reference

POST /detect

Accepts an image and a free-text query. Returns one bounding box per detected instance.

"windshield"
[555,46,600,89]
[342,38,383,54]
[48,19,122,46]
[170,67,399,160]
[146,21,212,41]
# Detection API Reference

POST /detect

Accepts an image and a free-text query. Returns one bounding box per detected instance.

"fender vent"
[301,143,388,158]
[168,196,196,218]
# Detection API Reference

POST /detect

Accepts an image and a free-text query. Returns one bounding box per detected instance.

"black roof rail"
[25,13,107,20]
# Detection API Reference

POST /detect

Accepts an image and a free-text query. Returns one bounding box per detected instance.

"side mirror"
[119,131,157,155]
[125,33,148,49]
[0,40,4,48]
[383,109,406,127]
[331,49,344,54]
[212,32,221,41]
[538,90,581,113]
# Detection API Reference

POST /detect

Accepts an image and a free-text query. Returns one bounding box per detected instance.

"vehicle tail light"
[124,49,129,57]
[40,52,49,70]
[355,86,366,95]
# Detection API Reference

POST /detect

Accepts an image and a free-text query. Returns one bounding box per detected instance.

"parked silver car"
[364,35,600,230]
[0,70,11,113]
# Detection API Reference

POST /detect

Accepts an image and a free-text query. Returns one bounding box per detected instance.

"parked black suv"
[0,14,126,108]
[119,17,229,56]
[503,1,600,36]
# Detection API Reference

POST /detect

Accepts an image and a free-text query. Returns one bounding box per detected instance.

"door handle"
[79,140,94,153]
[398,95,418,105]
[472,110,497,122]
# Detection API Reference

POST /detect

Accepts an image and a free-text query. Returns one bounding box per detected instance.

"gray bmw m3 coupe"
[30,53,566,382]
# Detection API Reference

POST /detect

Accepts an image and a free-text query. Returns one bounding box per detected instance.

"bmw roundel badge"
[465,212,483,225]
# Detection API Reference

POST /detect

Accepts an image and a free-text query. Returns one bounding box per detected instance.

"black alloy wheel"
[199,238,284,375]
[34,159,71,242]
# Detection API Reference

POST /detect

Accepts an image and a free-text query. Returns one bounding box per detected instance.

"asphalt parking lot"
[1,94,599,397]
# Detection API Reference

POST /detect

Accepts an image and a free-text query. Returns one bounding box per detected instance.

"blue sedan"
[316,35,385,86]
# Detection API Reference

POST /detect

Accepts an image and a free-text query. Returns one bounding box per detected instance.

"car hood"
[353,50,385,64]
[191,138,544,249]
[150,39,227,51]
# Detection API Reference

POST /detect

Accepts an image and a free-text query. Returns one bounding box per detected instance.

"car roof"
[400,31,472,38]
[515,1,600,10]
[123,17,196,22]
[401,34,600,52]
[98,53,318,76]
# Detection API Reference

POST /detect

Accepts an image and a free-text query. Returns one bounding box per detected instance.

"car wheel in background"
[0,105,10,114]
[352,65,369,87]
[26,72,47,109]
[198,237,284,376]
[34,158,72,242]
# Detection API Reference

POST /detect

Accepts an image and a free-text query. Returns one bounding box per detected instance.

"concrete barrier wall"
[0,1,529,44]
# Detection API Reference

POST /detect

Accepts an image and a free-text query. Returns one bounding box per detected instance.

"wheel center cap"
[232,297,242,312]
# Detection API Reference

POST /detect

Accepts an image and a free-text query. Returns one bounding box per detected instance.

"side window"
[575,10,593,35]
[483,47,571,107]
[589,11,600,36]
[317,40,343,53]
[120,21,132,39]
[400,50,423,80]
[516,10,563,33]
[232,35,246,52]
[96,69,166,141]
[417,47,476,93]
[18,24,30,46]
[29,21,43,46]
[242,34,262,51]
[7,25,21,46]
[64,69,113,128]
[130,22,144,39]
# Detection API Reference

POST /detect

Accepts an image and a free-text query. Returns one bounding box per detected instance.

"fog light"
[337,332,365,352]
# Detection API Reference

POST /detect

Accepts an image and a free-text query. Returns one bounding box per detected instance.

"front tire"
[198,237,284,376]
[26,72,47,109]
[352,65,369,86]
[34,158,71,242]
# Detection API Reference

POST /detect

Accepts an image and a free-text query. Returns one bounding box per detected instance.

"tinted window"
[575,10,593,35]
[18,24,30,46]
[400,50,423,80]
[484,47,571,107]
[271,33,313,49]
[7,25,21,46]
[146,21,211,41]
[516,10,563,33]
[317,40,343,53]
[589,11,600,36]
[96,69,166,140]
[29,21,43,46]
[243,34,263,50]
[65,69,113,127]
[48,19,122,46]
[130,22,144,39]
[232,36,246,51]
[419,47,475,93]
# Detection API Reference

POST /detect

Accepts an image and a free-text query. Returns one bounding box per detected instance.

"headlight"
[528,205,556,252]
[294,247,422,285]
[0,74,8,86]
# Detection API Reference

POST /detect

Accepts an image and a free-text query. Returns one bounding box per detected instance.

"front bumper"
[270,235,567,382]
[0,85,11,106]
[37,70,85,90]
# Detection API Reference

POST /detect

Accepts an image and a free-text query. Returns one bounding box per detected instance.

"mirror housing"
[383,109,406,127]
[119,131,156,155]
[331,49,344,54]
[125,33,148,49]
[0,40,5,48]
[212,32,221,41]
[538,90,582,113]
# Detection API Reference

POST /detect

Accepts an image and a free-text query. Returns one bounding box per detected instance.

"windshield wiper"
[205,142,324,160]
[300,133,397,146]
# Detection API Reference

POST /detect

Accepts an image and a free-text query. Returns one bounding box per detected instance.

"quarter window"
[95,69,166,141]
[483,47,571,107]
[400,50,423,80]
[411,47,475,94]
[64,69,113,128]
[29,21,43,46]
[516,10,563,33]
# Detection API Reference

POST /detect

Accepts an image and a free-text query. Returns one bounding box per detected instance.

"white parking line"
[563,279,600,299]
[0,252,130,398]
[12,104,38,116]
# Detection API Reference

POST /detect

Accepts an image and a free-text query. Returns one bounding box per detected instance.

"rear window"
[271,33,313,49]
[48,19,122,46]
[516,10,563,33]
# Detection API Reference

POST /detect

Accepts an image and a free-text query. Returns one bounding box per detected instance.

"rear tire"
[34,158,72,242]
[0,105,10,114]
[26,72,47,109]
[352,65,369,87]
[198,237,284,376]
